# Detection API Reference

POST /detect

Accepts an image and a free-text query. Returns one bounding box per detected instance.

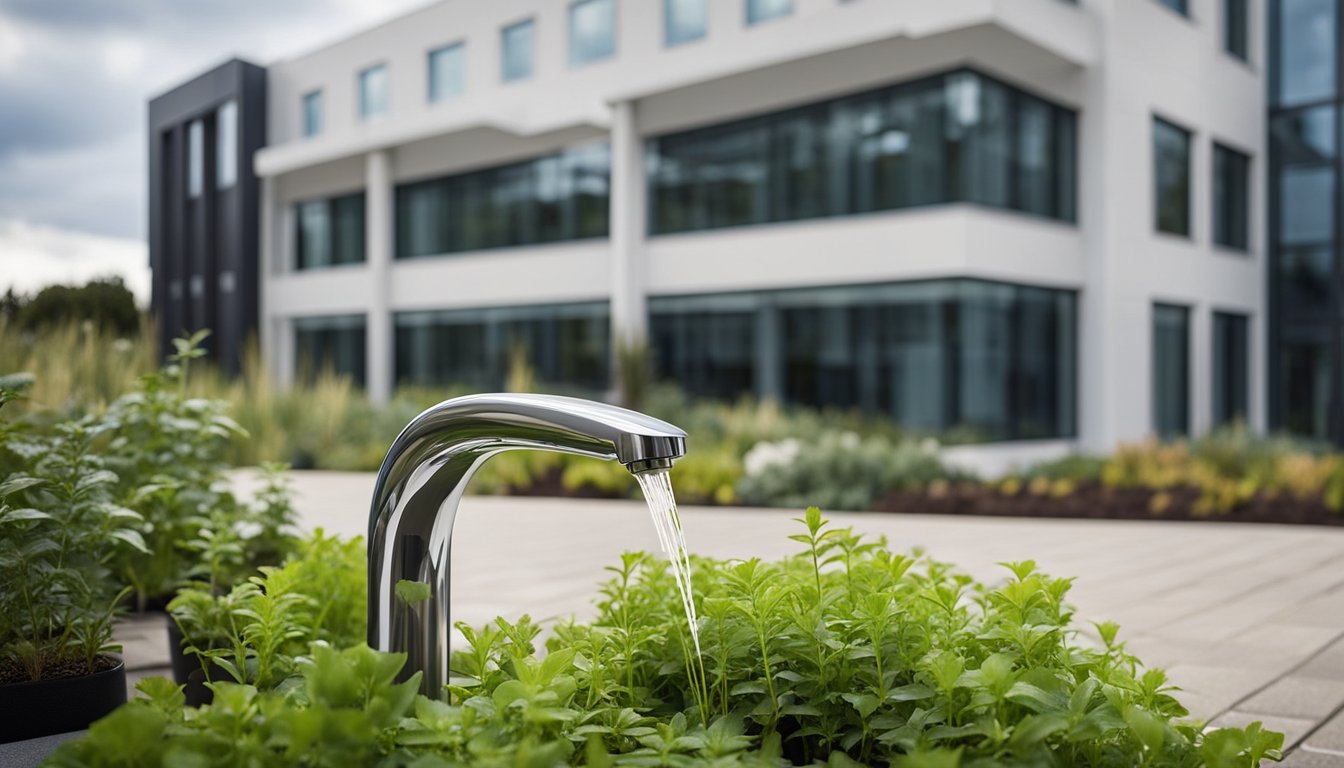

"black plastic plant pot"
[0,657,127,743]
[166,621,213,707]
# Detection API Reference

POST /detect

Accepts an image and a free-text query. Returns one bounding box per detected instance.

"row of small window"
[295,277,1078,442]
[299,0,797,138]
[1153,116,1251,250]
[294,68,1080,267]
[1155,0,1249,61]
[183,101,239,198]
[1152,304,1249,437]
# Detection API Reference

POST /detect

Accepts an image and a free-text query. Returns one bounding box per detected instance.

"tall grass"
[0,316,159,416]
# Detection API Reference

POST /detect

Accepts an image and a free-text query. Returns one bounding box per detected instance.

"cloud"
[0,0,425,294]
[0,218,149,303]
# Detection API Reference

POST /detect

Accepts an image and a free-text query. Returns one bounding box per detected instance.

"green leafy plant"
[0,383,148,683]
[58,510,1280,766]
[169,530,366,689]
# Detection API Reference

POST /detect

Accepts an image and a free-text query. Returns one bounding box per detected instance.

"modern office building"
[148,59,267,371]
[152,0,1287,457]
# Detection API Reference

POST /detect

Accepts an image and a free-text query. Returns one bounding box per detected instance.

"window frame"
[1152,302,1192,438]
[427,41,467,104]
[745,0,794,26]
[1212,140,1252,252]
[358,63,389,121]
[664,0,707,46]
[1223,0,1249,61]
[1153,115,1194,238]
[568,0,617,67]
[302,90,323,138]
[1212,310,1250,427]
[501,18,536,83]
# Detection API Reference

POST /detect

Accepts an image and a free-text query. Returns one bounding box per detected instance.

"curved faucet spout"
[366,393,687,696]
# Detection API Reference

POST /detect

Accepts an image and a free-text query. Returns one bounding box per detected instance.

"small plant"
[0,382,147,683]
[169,530,366,688]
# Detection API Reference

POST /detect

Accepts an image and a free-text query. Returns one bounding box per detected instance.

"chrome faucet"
[367,393,687,697]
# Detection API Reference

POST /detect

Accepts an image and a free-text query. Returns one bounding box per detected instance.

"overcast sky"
[0,0,425,304]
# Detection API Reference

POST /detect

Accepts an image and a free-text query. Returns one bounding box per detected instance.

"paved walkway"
[121,470,1344,764]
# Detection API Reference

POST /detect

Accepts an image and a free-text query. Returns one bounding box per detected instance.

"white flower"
[920,437,941,455]
[743,438,801,477]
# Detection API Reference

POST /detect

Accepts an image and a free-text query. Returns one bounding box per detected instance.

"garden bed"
[876,481,1344,526]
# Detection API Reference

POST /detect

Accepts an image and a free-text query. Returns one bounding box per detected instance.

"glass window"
[647,69,1079,235]
[569,0,616,66]
[395,144,610,258]
[650,279,1077,440]
[394,303,610,392]
[428,43,466,103]
[1157,0,1189,16]
[295,192,366,270]
[216,100,237,189]
[187,119,203,199]
[1153,117,1192,236]
[1282,339,1331,437]
[1213,311,1249,426]
[359,63,389,120]
[1272,106,1335,165]
[1275,0,1336,107]
[665,0,707,45]
[501,19,535,82]
[303,90,323,138]
[1224,0,1248,60]
[1213,143,1250,250]
[1280,166,1334,246]
[747,0,793,25]
[1153,303,1190,437]
[295,315,367,387]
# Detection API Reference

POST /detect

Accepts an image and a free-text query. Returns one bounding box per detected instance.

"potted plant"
[0,382,148,743]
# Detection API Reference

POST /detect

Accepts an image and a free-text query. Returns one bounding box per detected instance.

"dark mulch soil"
[0,653,118,686]
[874,481,1344,526]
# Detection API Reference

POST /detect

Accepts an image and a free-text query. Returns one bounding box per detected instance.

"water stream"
[634,468,701,659]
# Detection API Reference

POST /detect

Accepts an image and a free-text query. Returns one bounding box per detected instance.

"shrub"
[737,432,971,511]
[53,510,1281,766]
[11,277,141,336]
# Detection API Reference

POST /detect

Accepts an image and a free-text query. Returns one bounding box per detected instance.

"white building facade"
[250,0,1265,457]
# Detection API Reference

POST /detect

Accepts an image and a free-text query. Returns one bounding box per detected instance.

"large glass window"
[295,193,365,270]
[359,64,389,120]
[187,119,203,199]
[395,302,609,392]
[501,19,535,82]
[650,279,1077,440]
[1152,303,1190,437]
[747,0,793,25]
[428,43,466,103]
[295,315,367,387]
[665,0,707,45]
[569,0,616,67]
[1273,106,1336,319]
[303,90,323,138]
[1224,0,1248,60]
[1153,117,1192,236]
[395,144,609,258]
[1213,311,1250,427]
[1274,0,1336,107]
[1282,339,1331,437]
[216,100,237,189]
[648,69,1078,235]
[1213,143,1250,250]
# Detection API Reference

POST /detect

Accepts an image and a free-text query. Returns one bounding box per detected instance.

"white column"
[366,149,394,404]
[609,99,648,359]
[258,175,281,383]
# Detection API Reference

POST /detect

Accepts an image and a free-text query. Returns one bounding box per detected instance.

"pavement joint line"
[1218,627,1344,751]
